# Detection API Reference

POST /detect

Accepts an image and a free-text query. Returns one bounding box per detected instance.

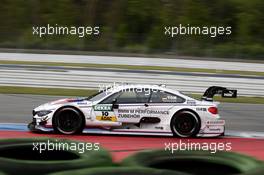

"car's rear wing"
[202,86,237,101]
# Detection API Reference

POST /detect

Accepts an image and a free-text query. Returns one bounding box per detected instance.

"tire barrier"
[1,138,264,175]
[121,149,264,175]
[47,166,191,175]
[0,138,114,175]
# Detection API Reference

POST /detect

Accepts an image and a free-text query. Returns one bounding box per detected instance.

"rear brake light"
[208,107,218,115]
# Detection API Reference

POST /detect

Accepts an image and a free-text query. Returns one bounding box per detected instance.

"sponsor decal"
[162,96,179,103]
[51,98,85,104]
[96,110,117,122]
[209,128,221,132]
[96,116,117,122]
[155,126,164,130]
[77,102,87,105]
[118,113,140,118]
[187,100,196,105]
[207,120,225,125]
[146,110,169,115]
[93,104,112,111]
[117,109,140,118]
[117,109,169,118]
[196,107,206,111]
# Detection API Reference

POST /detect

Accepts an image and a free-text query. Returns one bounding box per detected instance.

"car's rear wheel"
[53,107,84,135]
[170,110,200,137]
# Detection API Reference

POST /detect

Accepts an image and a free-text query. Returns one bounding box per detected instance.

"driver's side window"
[99,92,121,104]
[100,89,150,104]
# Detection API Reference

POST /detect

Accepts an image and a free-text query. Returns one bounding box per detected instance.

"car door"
[97,89,151,124]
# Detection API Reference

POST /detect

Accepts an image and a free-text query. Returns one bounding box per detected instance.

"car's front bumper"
[28,121,53,132]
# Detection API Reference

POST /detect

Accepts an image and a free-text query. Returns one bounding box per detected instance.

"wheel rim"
[173,114,197,136]
[57,110,81,133]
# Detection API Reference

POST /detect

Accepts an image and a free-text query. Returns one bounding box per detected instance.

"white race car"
[28,85,237,137]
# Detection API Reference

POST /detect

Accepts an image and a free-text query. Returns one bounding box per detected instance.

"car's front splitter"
[28,122,53,133]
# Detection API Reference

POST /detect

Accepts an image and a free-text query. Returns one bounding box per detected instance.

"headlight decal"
[37,110,52,117]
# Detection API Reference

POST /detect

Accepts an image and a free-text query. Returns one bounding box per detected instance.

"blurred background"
[0,0,263,59]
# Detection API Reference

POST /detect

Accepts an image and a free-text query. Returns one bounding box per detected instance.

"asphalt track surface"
[1,52,264,72]
[0,94,263,132]
[1,64,263,96]
[1,94,264,161]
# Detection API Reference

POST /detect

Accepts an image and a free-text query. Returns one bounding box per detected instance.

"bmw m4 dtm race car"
[28,85,237,138]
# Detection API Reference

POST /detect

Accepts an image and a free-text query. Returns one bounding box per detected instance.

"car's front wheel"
[170,110,200,137]
[53,107,84,135]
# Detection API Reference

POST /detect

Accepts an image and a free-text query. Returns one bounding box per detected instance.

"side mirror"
[112,98,119,109]
[112,98,117,104]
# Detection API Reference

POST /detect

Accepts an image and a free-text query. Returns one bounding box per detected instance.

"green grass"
[0,86,264,104]
[0,60,263,76]
[0,86,97,97]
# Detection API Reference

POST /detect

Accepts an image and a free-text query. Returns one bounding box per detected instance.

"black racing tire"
[47,166,190,175]
[170,110,200,137]
[53,107,85,135]
[122,150,264,175]
[0,138,113,175]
